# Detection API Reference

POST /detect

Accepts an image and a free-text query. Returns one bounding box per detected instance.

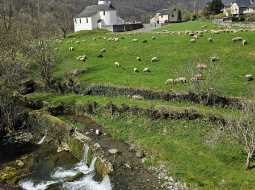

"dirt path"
[70,115,167,190]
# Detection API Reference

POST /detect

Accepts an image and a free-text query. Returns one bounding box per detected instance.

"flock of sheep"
[66,26,253,86]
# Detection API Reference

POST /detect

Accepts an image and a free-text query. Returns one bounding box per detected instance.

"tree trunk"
[245,153,252,170]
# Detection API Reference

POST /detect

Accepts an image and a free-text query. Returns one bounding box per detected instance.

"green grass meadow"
[54,25,255,97]
[38,21,255,189]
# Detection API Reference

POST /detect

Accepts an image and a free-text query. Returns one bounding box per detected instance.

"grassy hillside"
[30,21,255,189]
[55,24,255,97]
[157,20,220,31]
[25,92,255,190]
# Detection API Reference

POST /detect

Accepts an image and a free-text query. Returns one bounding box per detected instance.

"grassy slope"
[157,20,219,31]
[94,114,254,190]
[28,91,252,189]
[46,21,255,189]
[55,27,255,97]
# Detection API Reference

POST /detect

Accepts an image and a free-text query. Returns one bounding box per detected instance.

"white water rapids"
[19,144,112,190]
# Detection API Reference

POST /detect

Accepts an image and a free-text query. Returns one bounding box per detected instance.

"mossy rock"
[0,167,17,183]
[68,137,92,165]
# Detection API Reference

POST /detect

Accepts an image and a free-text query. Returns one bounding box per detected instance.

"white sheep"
[242,40,248,46]
[190,39,196,43]
[136,57,142,61]
[114,62,120,67]
[133,68,139,72]
[69,47,74,51]
[165,79,175,85]
[210,56,219,62]
[151,57,160,63]
[208,37,213,42]
[197,64,208,70]
[177,77,187,84]
[132,95,144,100]
[100,48,106,53]
[232,37,243,42]
[143,68,151,72]
[245,74,253,81]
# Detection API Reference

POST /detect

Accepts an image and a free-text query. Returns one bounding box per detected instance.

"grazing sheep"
[114,38,119,42]
[151,57,160,63]
[242,40,248,46]
[136,57,142,61]
[76,55,87,62]
[193,74,204,81]
[133,68,139,72]
[114,62,120,67]
[245,74,253,81]
[100,48,106,53]
[165,79,175,85]
[143,68,151,72]
[132,95,144,100]
[210,56,219,62]
[177,77,187,84]
[232,37,243,42]
[208,37,213,42]
[190,39,196,43]
[196,64,208,70]
[132,39,138,42]
[69,47,74,51]
[97,54,104,58]
[174,77,187,84]
[152,36,156,40]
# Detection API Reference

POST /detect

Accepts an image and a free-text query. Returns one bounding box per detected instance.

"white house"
[150,9,182,25]
[224,0,255,16]
[74,0,124,32]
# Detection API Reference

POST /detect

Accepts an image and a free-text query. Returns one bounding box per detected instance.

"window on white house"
[86,18,89,23]
[80,19,81,23]
[103,11,106,15]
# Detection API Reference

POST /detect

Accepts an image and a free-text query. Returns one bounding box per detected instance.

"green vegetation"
[55,26,255,97]
[157,20,219,31]
[26,92,242,119]
[93,113,255,190]
[25,21,255,189]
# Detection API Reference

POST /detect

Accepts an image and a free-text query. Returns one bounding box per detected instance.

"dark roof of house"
[76,4,115,18]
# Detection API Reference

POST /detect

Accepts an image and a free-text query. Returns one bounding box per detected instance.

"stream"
[19,144,112,190]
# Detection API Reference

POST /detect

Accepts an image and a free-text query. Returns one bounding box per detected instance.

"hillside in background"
[72,0,232,21]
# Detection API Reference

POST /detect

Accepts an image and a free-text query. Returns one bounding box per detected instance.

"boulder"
[108,148,119,155]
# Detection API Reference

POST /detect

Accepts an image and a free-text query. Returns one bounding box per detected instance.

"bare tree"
[228,105,255,170]
[0,91,20,134]
[32,40,55,88]
[54,0,74,38]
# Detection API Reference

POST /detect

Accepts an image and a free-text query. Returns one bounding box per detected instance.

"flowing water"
[37,130,48,145]
[19,144,112,190]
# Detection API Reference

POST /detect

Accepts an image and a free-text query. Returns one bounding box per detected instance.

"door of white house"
[97,20,102,29]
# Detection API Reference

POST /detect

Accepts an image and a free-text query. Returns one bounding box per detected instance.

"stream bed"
[19,143,112,190]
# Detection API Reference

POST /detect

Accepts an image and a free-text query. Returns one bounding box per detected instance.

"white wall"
[231,3,240,15]
[243,7,255,14]
[74,17,93,32]
[99,10,118,26]
[158,14,169,24]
